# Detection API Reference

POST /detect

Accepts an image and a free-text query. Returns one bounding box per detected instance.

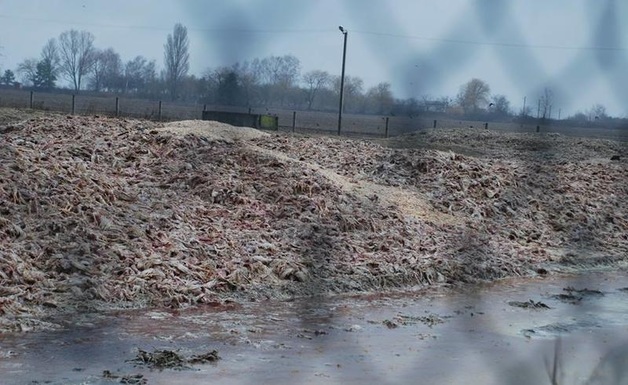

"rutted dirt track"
[0,109,626,332]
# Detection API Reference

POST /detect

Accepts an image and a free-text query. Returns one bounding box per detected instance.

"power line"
[352,30,628,52]
[0,14,329,34]
[2,13,625,52]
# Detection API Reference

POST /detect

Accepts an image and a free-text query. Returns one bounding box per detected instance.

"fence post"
[484,122,488,130]
[433,119,437,128]
[72,94,76,115]
[30,91,34,109]
[158,101,162,121]
[292,111,296,133]
[248,107,252,114]
[385,117,389,138]
[203,104,207,112]
[536,125,540,133]
[115,97,119,117]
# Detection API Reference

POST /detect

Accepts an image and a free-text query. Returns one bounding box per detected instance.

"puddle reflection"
[1,270,628,384]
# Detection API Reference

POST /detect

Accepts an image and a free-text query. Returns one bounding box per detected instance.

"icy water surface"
[2,270,628,385]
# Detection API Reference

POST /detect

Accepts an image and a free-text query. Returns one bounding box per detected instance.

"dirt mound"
[158,120,269,142]
[1,115,626,332]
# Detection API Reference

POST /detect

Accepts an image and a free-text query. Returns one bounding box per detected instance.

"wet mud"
[2,269,628,385]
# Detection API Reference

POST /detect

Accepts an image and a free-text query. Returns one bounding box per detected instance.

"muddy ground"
[3,270,628,385]
[0,108,626,333]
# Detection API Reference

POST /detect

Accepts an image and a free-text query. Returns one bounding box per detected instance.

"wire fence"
[1,87,627,142]
[0,87,450,137]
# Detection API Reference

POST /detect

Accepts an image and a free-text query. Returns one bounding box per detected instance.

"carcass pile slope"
[0,114,626,331]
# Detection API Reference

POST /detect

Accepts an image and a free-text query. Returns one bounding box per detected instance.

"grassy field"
[1,88,626,141]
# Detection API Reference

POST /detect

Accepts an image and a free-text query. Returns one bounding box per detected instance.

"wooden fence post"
[158,101,162,121]
[433,119,437,128]
[292,111,296,133]
[72,94,76,115]
[484,122,488,130]
[30,91,34,109]
[115,97,119,117]
[385,117,389,138]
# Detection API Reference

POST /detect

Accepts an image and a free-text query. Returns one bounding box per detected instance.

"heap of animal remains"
[0,113,626,331]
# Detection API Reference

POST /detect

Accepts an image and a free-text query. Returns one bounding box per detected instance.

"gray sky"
[0,0,626,117]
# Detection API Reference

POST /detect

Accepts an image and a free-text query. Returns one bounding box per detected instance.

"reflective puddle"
[2,270,628,385]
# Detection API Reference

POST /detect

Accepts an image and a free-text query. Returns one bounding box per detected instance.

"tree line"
[0,24,620,122]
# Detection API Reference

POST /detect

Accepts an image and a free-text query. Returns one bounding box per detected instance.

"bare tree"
[16,58,38,85]
[233,61,259,107]
[125,55,157,95]
[58,30,95,90]
[38,38,60,90]
[302,70,330,110]
[89,48,122,92]
[568,111,589,123]
[456,78,491,115]
[539,87,553,119]
[40,38,60,73]
[89,49,107,92]
[332,75,364,113]
[16,39,61,90]
[589,103,607,120]
[254,55,300,106]
[164,23,190,100]
[255,55,299,85]
[333,75,363,96]
[365,82,394,114]
[489,94,511,117]
[101,49,123,92]
[213,67,241,106]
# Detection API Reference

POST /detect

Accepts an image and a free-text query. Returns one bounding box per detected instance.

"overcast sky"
[0,0,626,117]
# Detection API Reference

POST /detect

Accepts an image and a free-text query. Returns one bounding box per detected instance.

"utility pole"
[337,26,348,136]
[537,99,541,119]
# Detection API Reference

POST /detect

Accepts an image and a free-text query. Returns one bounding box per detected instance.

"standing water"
[1,270,628,385]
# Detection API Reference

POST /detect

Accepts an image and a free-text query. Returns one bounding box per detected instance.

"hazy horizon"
[0,0,626,117]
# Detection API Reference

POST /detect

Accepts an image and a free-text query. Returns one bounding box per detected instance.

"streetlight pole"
[337,26,348,136]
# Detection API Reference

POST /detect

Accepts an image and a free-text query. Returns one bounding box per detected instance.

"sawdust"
[157,120,269,143]
[249,145,461,227]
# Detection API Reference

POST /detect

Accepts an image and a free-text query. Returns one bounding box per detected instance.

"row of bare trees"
[10,24,190,100]
[199,60,399,115]
[1,23,618,121]
[456,78,512,118]
[453,79,611,122]
[0,23,502,115]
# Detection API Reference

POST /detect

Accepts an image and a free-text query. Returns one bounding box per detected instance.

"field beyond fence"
[1,88,627,141]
